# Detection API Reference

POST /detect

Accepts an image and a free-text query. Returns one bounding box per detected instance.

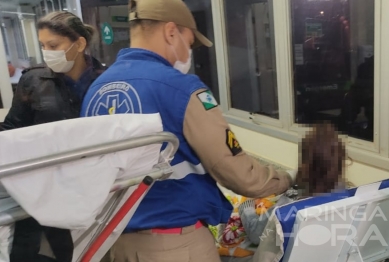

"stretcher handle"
[80,176,154,262]
[0,132,179,179]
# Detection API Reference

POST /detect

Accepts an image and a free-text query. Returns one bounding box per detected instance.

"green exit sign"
[112,16,128,22]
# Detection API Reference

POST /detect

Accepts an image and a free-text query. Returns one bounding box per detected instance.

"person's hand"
[286,169,298,184]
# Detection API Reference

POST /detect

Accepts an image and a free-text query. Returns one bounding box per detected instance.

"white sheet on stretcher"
[0,113,163,230]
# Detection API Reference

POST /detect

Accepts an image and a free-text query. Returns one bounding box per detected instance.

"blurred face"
[297,126,345,196]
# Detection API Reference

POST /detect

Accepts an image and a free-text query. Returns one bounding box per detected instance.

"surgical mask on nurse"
[39,21,89,74]
[42,43,78,73]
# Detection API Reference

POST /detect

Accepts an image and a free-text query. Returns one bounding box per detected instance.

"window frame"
[212,0,389,171]
[1,25,10,59]
[11,17,29,61]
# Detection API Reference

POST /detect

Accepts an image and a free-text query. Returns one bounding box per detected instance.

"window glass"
[1,26,10,59]
[12,18,29,61]
[224,0,279,119]
[292,0,374,141]
[81,0,220,101]
[0,0,69,110]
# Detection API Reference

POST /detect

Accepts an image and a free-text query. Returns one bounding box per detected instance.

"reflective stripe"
[170,161,207,180]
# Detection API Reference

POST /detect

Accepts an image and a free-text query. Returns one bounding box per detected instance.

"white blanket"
[0,114,163,230]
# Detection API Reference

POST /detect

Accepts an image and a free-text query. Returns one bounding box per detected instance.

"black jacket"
[1,56,104,130]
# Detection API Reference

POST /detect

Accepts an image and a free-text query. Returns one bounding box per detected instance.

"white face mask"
[174,49,192,74]
[171,32,192,74]
[42,43,78,73]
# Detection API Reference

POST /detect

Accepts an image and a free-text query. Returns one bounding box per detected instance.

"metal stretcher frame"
[0,131,179,261]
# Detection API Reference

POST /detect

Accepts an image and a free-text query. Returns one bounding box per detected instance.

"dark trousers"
[10,217,73,262]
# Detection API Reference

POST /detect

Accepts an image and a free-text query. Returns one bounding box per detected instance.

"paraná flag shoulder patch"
[197,90,218,110]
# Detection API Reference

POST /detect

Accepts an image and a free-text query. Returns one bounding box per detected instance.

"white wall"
[0,109,9,122]
[230,124,389,187]
[21,17,42,65]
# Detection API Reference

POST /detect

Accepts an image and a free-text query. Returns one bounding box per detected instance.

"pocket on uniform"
[136,247,190,262]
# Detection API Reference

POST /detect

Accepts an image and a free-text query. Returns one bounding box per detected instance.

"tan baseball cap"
[129,0,213,48]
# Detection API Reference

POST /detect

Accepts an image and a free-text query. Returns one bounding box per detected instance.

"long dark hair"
[297,123,346,195]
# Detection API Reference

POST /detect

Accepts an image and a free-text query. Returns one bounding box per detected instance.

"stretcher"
[0,114,179,261]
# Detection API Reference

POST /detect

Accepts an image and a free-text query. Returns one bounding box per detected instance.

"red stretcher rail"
[81,176,154,262]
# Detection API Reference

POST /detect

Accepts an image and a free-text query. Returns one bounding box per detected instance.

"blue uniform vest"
[81,48,233,231]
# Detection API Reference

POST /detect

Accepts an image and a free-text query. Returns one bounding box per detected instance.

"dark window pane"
[292,0,374,141]
[225,0,279,119]
[81,0,219,101]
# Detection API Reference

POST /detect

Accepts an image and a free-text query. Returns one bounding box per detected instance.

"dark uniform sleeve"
[183,89,292,198]
[1,73,35,130]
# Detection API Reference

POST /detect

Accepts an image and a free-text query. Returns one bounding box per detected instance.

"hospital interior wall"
[230,124,389,187]
[0,109,9,123]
